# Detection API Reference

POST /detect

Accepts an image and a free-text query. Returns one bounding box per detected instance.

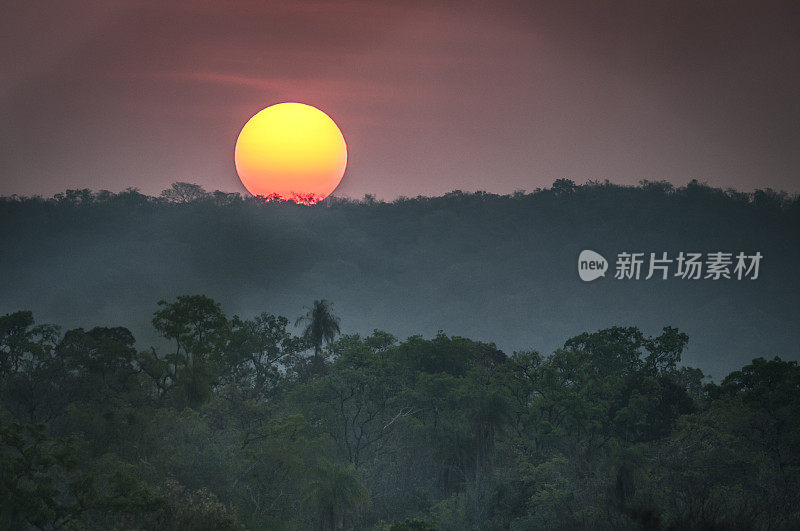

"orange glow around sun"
[234,102,347,203]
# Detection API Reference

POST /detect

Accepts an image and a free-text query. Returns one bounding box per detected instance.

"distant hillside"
[1,180,798,378]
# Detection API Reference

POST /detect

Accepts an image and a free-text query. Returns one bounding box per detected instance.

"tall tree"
[301,459,368,530]
[295,300,341,360]
[159,182,209,203]
[151,295,230,407]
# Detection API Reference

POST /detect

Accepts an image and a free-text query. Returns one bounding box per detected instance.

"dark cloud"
[1,0,798,198]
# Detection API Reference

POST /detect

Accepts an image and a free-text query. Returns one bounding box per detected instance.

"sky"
[2,0,799,199]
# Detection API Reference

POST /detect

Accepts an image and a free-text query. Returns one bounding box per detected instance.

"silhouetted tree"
[160,182,209,203]
[296,300,341,360]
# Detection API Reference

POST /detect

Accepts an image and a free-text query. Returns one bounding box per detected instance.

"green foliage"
[301,459,369,530]
[0,409,76,529]
[0,299,799,528]
[0,410,164,530]
[158,478,243,530]
[295,299,341,363]
[380,518,438,530]
[2,180,798,381]
[152,295,230,408]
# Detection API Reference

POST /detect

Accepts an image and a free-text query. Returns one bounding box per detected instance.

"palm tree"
[295,299,341,359]
[301,459,368,530]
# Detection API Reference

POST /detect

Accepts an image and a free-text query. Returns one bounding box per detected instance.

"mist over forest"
[3,179,800,529]
[1,180,798,380]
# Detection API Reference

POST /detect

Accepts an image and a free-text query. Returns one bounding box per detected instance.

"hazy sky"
[2,0,799,199]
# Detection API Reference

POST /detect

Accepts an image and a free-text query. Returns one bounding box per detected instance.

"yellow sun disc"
[234,102,347,203]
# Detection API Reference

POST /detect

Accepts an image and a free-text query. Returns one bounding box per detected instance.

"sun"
[234,102,347,203]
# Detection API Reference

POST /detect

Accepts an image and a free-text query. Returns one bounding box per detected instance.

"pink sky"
[2,0,799,198]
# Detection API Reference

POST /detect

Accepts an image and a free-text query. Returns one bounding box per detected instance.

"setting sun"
[234,102,347,203]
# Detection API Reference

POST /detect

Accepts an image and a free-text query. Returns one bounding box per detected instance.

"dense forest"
[1,181,799,528]
[2,295,799,529]
[0,180,798,379]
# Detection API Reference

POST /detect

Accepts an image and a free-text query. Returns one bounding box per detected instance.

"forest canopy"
[0,180,797,379]
[2,296,799,529]
[1,180,798,526]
